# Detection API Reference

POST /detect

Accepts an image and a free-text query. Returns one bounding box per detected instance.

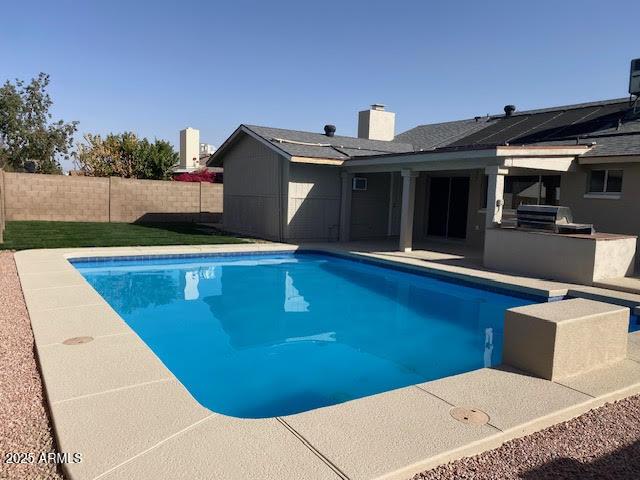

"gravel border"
[0,251,64,480]
[412,394,640,479]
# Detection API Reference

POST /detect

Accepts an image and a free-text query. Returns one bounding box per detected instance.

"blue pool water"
[73,251,538,418]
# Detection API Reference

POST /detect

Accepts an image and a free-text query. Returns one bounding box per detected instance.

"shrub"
[174,169,216,183]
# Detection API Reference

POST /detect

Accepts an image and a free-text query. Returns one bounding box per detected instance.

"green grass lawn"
[0,221,247,250]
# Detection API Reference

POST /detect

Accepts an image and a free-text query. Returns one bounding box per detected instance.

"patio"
[306,239,640,313]
[322,238,484,268]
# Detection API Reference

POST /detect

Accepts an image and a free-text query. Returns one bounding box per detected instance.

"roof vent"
[324,124,336,137]
[504,105,516,117]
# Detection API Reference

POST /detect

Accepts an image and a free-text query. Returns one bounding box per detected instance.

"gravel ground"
[413,394,640,479]
[0,251,64,480]
[1,250,639,480]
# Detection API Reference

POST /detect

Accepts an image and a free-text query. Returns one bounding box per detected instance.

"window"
[588,169,623,194]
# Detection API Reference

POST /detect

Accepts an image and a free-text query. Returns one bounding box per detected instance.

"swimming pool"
[73,251,539,418]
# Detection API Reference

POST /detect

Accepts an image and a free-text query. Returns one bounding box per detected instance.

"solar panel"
[510,107,603,143]
[448,102,631,147]
[447,116,530,147]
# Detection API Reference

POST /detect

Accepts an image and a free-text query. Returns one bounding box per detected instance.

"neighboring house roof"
[209,97,640,167]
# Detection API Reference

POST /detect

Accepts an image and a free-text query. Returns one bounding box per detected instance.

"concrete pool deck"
[13,243,640,480]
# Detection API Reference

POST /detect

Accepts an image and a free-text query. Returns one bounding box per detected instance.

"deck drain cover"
[450,406,489,426]
[62,336,94,345]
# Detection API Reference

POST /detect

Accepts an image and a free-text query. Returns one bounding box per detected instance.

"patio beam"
[502,157,576,172]
[399,169,419,252]
[485,166,508,228]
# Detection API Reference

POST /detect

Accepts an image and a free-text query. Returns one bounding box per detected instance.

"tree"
[135,138,180,180]
[0,73,78,173]
[75,132,178,180]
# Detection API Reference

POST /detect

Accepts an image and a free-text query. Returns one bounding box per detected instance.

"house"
[207,62,640,272]
[175,127,218,173]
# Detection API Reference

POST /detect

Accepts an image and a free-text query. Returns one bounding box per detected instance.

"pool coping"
[13,243,640,480]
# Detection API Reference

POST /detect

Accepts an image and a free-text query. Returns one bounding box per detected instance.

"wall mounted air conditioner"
[352,177,368,191]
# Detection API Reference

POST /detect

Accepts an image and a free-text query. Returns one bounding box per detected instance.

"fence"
[0,172,223,224]
[0,170,5,242]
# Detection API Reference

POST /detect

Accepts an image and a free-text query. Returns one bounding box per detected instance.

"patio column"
[485,166,508,228]
[339,172,354,242]
[399,169,418,252]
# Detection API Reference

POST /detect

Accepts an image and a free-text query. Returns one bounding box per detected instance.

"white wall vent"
[630,58,640,96]
[352,177,368,191]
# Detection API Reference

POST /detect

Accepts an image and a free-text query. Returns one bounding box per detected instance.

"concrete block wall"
[200,182,223,223]
[0,170,5,242]
[4,172,110,222]
[201,183,223,213]
[109,177,200,222]
[0,172,223,224]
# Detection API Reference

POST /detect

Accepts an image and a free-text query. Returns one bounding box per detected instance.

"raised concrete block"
[503,298,629,381]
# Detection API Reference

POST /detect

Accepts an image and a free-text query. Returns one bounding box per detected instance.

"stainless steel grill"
[516,205,594,234]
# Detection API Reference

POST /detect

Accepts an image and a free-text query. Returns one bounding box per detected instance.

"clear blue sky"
[2,0,638,170]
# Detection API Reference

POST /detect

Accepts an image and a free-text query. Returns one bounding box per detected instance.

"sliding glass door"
[426,176,470,239]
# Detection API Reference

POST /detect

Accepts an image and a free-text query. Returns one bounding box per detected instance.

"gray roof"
[394,118,496,150]
[444,98,638,148]
[509,97,631,116]
[211,98,640,166]
[244,125,414,160]
[529,132,640,157]
[583,134,640,157]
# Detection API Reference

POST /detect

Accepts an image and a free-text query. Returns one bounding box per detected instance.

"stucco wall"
[222,135,285,240]
[484,228,636,284]
[287,163,340,241]
[560,161,640,266]
[350,172,392,239]
[2,172,222,223]
[561,162,640,236]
